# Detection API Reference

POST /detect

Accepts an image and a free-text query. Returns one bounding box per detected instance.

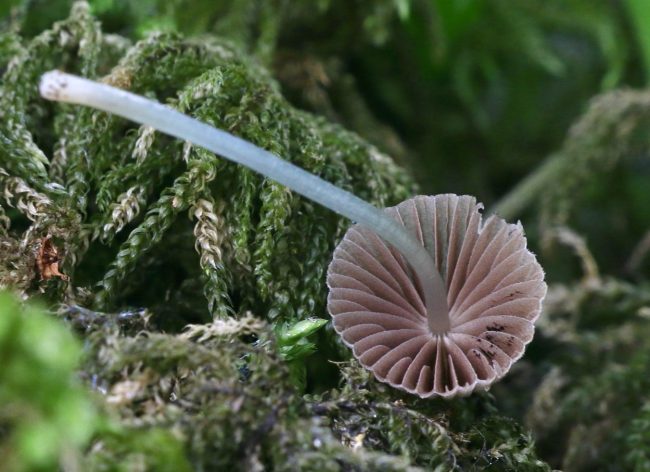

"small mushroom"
[39,71,545,398]
[327,195,545,397]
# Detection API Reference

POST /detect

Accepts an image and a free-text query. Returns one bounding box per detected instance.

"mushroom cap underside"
[327,194,546,398]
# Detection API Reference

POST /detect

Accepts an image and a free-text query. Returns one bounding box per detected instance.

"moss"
[0,2,413,324]
[310,363,550,471]
[540,90,650,227]
[521,277,650,471]
[0,290,198,471]
[0,2,558,470]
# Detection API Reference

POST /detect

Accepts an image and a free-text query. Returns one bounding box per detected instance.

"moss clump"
[0,2,413,326]
[311,363,550,471]
[58,305,548,471]
[523,277,650,471]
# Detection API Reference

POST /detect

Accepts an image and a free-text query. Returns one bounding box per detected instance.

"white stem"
[39,70,450,333]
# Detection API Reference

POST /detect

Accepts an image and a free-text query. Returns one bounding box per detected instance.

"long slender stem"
[39,70,450,333]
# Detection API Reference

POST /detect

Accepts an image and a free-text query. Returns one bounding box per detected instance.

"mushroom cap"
[327,194,546,398]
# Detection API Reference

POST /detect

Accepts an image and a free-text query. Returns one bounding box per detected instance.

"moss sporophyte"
[40,70,546,398]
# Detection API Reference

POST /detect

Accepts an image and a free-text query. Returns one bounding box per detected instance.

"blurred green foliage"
[0,291,97,471]
[625,0,650,83]
[0,290,193,471]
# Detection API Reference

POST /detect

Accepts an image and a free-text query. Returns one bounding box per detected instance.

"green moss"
[0,2,570,470]
[522,278,650,470]
[0,2,413,324]
[319,363,551,471]
[0,291,98,471]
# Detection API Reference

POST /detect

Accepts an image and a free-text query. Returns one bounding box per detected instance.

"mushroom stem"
[39,70,450,333]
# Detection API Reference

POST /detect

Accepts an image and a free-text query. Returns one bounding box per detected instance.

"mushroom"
[327,194,545,397]
[39,71,546,398]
